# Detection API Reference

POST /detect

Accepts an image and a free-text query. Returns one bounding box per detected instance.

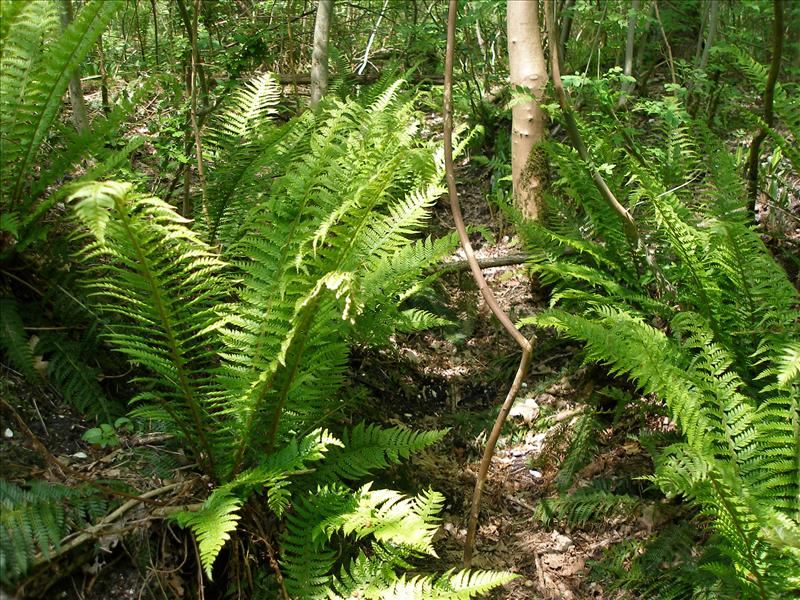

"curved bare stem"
[442,0,534,568]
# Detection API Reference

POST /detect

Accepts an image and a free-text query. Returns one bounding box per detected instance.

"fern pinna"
[515,83,799,598]
[65,79,512,597]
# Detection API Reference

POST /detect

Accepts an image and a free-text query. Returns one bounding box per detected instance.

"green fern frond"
[0,481,108,582]
[773,342,800,388]
[208,72,280,148]
[535,486,643,528]
[381,569,518,600]
[554,409,601,491]
[0,296,40,382]
[313,423,448,483]
[317,484,443,555]
[3,0,122,206]
[174,491,242,580]
[69,181,228,473]
[35,332,119,420]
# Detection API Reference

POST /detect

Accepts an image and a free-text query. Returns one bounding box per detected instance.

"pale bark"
[507,0,548,221]
[61,0,89,133]
[310,0,333,109]
[698,0,719,70]
[619,0,640,107]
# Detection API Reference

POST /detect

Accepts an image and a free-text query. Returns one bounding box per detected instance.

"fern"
[518,90,800,597]
[1,0,122,207]
[313,423,448,483]
[0,296,40,382]
[0,481,109,582]
[58,76,510,598]
[70,181,228,475]
[379,569,519,599]
[174,491,242,579]
[534,485,643,528]
[554,408,601,491]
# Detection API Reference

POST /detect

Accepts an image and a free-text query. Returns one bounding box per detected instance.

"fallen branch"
[438,253,530,274]
[29,482,187,569]
[443,0,534,568]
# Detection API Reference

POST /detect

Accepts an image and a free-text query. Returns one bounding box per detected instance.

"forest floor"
[354,156,661,600]
[5,95,797,599]
[0,151,654,600]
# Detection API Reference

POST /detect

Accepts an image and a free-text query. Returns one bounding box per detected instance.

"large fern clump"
[64,77,512,597]
[0,0,142,420]
[515,78,799,598]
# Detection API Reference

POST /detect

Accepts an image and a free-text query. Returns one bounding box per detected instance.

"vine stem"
[442,0,534,568]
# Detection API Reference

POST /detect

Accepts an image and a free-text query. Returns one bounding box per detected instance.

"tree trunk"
[619,0,640,107]
[61,0,89,133]
[558,0,575,70]
[97,34,110,115]
[746,0,784,215]
[150,0,160,66]
[507,0,548,221]
[310,0,333,109]
[698,0,719,70]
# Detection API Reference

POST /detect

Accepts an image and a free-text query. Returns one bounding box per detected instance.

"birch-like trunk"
[61,0,89,133]
[507,0,548,221]
[310,0,333,109]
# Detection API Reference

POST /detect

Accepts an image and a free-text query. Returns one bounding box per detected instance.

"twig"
[443,0,534,568]
[653,2,677,85]
[29,482,185,569]
[0,397,169,507]
[356,0,390,76]
[543,0,671,297]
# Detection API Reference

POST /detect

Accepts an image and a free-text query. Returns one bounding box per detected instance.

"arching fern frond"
[2,0,122,206]
[174,490,242,580]
[69,181,228,474]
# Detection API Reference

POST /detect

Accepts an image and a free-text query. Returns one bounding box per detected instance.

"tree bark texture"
[310,0,333,109]
[698,0,719,70]
[619,0,640,106]
[507,0,548,221]
[746,0,784,213]
[61,0,89,133]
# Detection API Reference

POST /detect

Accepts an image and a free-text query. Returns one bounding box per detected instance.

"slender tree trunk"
[175,0,209,105]
[558,0,575,70]
[698,0,719,70]
[97,34,110,115]
[150,0,160,66]
[507,0,548,221]
[746,0,784,215]
[310,0,333,109]
[619,0,640,107]
[695,0,708,63]
[61,0,89,133]
[132,0,147,63]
